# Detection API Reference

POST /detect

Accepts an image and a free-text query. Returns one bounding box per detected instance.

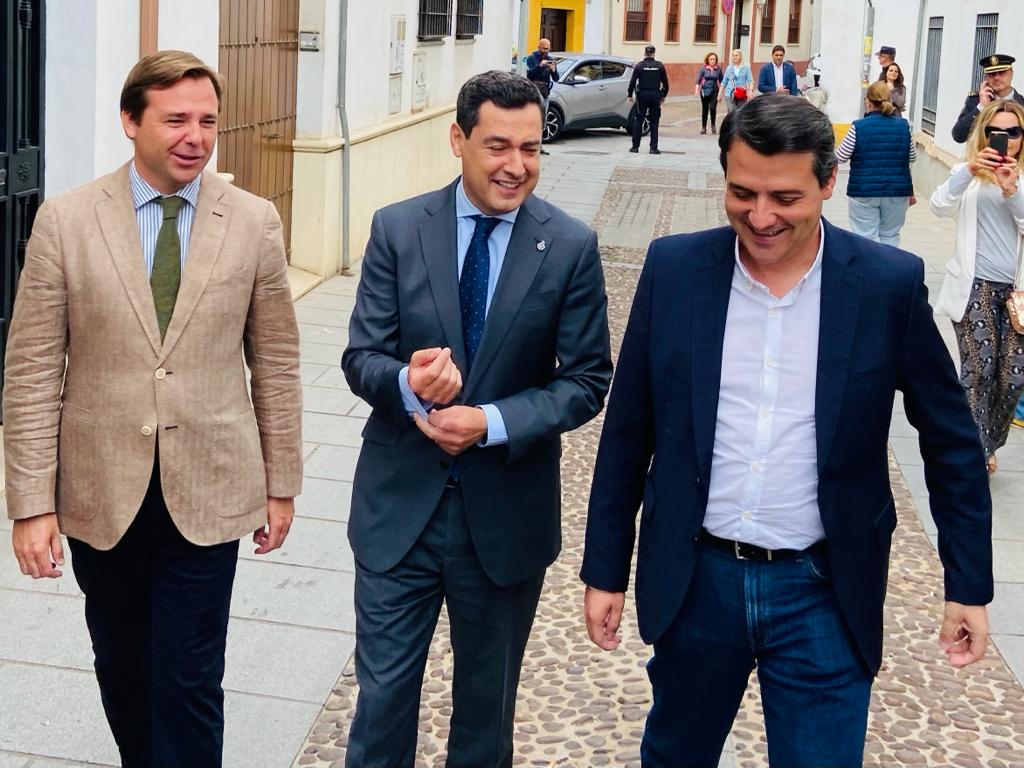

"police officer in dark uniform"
[628,45,670,154]
[952,54,1024,143]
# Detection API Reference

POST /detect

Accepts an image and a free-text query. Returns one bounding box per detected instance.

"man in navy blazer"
[342,71,612,767]
[581,95,992,767]
[757,44,799,95]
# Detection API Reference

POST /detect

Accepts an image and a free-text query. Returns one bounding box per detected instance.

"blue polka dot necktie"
[460,215,500,371]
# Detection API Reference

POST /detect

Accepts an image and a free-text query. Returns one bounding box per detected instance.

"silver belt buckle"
[734,540,747,560]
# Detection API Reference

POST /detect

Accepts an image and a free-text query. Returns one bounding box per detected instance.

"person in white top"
[582,94,992,768]
[931,99,1024,474]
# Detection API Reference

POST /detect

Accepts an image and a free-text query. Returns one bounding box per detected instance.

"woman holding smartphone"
[931,100,1024,474]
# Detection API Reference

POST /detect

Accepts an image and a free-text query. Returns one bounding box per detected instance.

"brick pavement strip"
[293,154,1024,767]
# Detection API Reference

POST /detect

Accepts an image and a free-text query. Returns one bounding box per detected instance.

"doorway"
[0,0,45,405]
[540,8,568,52]
[217,0,299,258]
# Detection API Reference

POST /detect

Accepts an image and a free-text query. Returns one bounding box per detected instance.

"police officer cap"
[875,45,895,57]
[645,45,656,55]
[981,54,1015,73]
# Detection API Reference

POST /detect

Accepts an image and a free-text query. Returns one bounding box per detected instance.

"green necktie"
[151,196,185,340]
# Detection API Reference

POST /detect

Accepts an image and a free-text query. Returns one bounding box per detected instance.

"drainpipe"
[860,0,874,107]
[606,0,613,55]
[518,0,529,75]
[337,0,352,275]
[907,0,927,128]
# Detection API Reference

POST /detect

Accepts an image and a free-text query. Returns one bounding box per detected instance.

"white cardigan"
[930,163,1024,322]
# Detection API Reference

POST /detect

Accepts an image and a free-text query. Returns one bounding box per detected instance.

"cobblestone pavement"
[294,100,1024,768]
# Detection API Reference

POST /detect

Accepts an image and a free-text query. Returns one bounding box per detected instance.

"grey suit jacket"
[342,179,612,586]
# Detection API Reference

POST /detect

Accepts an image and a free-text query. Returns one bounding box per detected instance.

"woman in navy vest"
[835,81,916,246]
[931,100,1024,474]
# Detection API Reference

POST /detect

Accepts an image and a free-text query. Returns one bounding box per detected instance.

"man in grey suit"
[341,70,612,767]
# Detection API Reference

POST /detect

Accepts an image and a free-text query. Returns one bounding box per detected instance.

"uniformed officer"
[876,45,896,81]
[628,45,670,154]
[952,54,1024,143]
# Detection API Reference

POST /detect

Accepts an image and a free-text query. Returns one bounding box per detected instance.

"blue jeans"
[1016,394,1024,422]
[641,541,872,768]
[847,196,910,247]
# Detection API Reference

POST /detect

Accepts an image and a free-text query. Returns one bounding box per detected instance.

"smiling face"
[886,65,900,83]
[724,139,835,284]
[121,76,219,194]
[772,49,785,66]
[450,100,542,216]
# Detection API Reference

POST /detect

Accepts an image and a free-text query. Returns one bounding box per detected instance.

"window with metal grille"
[971,13,999,92]
[666,0,681,43]
[455,0,482,38]
[625,0,651,42]
[418,0,452,41]
[921,17,944,135]
[695,0,717,44]
[788,0,802,45]
[759,0,776,45]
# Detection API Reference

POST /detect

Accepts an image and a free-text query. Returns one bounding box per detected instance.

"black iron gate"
[0,0,44,404]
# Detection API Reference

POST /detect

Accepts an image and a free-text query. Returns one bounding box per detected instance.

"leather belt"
[700,529,824,562]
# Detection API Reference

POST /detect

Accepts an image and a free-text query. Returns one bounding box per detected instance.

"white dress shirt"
[773,63,785,90]
[703,224,827,550]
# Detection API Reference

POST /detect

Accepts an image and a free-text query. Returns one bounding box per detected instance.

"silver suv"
[544,53,650,142]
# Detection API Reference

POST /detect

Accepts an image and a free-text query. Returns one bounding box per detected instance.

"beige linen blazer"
[3,164,303,549]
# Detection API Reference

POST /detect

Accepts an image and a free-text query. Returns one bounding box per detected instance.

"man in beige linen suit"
[3,51,302,768]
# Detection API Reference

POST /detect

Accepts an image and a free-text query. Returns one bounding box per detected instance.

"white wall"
[584,0,607,53]
[816,0,871,124]
[159,0,219,71]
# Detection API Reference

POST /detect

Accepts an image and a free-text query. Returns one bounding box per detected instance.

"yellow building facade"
[528,0,588,52]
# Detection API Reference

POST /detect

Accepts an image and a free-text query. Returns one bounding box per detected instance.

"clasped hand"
[408,347,487,455]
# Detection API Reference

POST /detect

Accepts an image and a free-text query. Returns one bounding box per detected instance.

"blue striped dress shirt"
[129,162,201,276]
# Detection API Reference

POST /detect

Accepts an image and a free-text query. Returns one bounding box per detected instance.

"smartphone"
[989,130,1009,156]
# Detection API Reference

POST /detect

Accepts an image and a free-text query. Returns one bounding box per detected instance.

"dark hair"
[120,50,223,123]
[718,94,837,187]
[456,70,545,137]
[771,45,786,55]
[704,52,719,66]
[885,62,904,89]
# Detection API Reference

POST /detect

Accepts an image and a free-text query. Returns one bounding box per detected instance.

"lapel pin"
[537,240,546,251]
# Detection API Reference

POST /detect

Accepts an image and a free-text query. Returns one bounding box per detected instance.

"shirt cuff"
[398,366,431,419]
[477,403,508,446]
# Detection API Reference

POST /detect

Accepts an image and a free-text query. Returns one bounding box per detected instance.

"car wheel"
[545,106,564,142]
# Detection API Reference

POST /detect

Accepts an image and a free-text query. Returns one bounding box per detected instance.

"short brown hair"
[704,52,719,66]
[120,50,223,123]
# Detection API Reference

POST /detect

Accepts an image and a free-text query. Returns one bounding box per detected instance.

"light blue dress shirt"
[397,179,520,445]
[129,161,201,275]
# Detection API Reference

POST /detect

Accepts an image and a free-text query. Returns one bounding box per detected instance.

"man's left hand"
[414,406,487,456]
[253,496,294,555]
[939,601,988,668]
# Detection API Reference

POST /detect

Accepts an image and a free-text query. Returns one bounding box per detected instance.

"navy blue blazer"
[757,60,798,95]
[580,221,993,674]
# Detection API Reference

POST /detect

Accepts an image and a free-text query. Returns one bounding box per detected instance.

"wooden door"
[540,8,568,52]
[0,0,44,407]
[217,0,298,258]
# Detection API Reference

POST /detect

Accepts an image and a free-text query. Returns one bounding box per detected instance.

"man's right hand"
[584,585,625,651]
[12,513,64,579]
[980,85,995,105]
[408,347,462,404]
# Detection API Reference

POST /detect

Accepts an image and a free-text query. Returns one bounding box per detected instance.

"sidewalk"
[2,97,1023,766]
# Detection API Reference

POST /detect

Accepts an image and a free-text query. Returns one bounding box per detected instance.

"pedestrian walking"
[582,94,992,768]
[341,70,612,768]
[4,50,303,768]
[884,62,907,118]
[953,54,1024,143]
[628,45,670,154]
[721,48,753,114]
[931,100,1024,475]
[525,37,558,154]
[695,52,724,134]
[836,81,916,247]
[757,44,798,95]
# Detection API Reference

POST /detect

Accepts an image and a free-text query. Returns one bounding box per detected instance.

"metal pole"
[861,0,875,108]
[337,0,352,274]
[517,0,530,76]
